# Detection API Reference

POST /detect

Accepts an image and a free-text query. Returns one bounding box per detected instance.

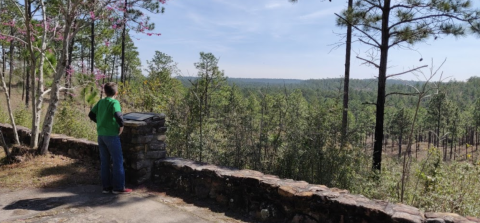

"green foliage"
[0,109,8,124]
[410,148,480,217]
[13,108,31,127]
[146,51,179,79]
[52,102,97,141]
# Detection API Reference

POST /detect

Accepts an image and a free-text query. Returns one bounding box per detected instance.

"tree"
[0,0,20,146]
[38,0,118,154]
[0,52,20,146]
[426,92,451,153]
[187,52,226,162]
[336,0,480,171]
[146,51,179,79]
[194,52,226,118]
[290,0,353,148]
[119,0,165,83]
[390,108,412,158]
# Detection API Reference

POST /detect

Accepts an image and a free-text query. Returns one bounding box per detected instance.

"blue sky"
[133,0,480,81]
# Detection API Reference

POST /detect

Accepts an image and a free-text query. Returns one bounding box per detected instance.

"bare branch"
[41,89,52,98]
[335,13,382,47]
[359,38,380,48]
[385,92,417,98]
[387,65,428,78]
[362,102,377,106]
[356,56,380,68]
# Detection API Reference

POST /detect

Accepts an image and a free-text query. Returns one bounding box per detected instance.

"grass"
[0,146,100,190]
[0,84,102,190]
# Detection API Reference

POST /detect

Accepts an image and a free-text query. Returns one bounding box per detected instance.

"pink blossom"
[90,11,96,20]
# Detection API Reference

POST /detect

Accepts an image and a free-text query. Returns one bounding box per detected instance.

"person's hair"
[104,82,118,97]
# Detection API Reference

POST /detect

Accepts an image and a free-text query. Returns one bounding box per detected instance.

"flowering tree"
[0,0,167,154]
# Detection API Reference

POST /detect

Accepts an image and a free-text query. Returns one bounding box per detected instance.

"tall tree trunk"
[1,43,5,79]
[25,0,39,148]
[81,44,84,72]
[100,57,107,99]
[38,0,73,154]
[450,135,453,160]
[0,63,20,145]
[25,58,30,107]
[65,34,75,100]
[91,21,95,74]
[0,127,11,158]
[372,0,391,172]
[120,0,127,83]
[398,134,402,159]
[111,56,116,82]
[436,103,441,148]
[90,20,95,109]
[31,0,49,151]
[428,131,431,149]
[8,26,14,97]
[22,57,25,101]
[340,0,353,148]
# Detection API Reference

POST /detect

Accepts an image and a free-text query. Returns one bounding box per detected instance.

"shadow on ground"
[142,183,259,223]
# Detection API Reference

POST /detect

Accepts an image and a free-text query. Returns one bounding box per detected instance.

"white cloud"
[265,3,283,9]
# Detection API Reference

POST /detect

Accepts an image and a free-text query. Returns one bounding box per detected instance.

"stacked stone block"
[0,123,98,160]
[154,158,480,223]
[121,113,167,185]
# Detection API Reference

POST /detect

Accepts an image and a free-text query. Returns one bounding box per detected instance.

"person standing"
[89,82,132,194]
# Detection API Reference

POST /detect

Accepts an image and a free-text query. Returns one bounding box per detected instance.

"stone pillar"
[121,112,167,184]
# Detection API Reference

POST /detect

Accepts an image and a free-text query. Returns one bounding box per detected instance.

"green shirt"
[91,97,122,136]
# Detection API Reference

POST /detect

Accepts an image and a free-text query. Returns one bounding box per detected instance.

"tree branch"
[356,56,380,68]
[362,102,377,106]
[389,13,471,31]
[335,13,382,47]
[359,38,380,48]
[385,92,418,98]
[387,65,428,78]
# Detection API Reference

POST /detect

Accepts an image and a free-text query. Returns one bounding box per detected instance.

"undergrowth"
[351,147,480,217]
[52,102,97,141]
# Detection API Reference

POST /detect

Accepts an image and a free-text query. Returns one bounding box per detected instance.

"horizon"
[133,0,480,82]
[175,75,480,83]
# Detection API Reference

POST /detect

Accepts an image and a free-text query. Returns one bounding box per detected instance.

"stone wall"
[0,123,99,160]
[121,113,167,184]
[153,158,480,223]
[1,122,479,223]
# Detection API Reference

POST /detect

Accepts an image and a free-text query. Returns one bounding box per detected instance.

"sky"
[133,0,480,81]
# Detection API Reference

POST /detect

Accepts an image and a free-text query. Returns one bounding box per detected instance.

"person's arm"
[114,112,124,135]
[89,103,99,123]
[88,111,97,123]
[113,100,124,135]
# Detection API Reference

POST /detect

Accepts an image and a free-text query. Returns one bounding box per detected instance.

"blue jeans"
[98,135,125,190]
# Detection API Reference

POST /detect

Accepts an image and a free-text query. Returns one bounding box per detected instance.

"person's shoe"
[102,187,112,194]
[112,188,133,194]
